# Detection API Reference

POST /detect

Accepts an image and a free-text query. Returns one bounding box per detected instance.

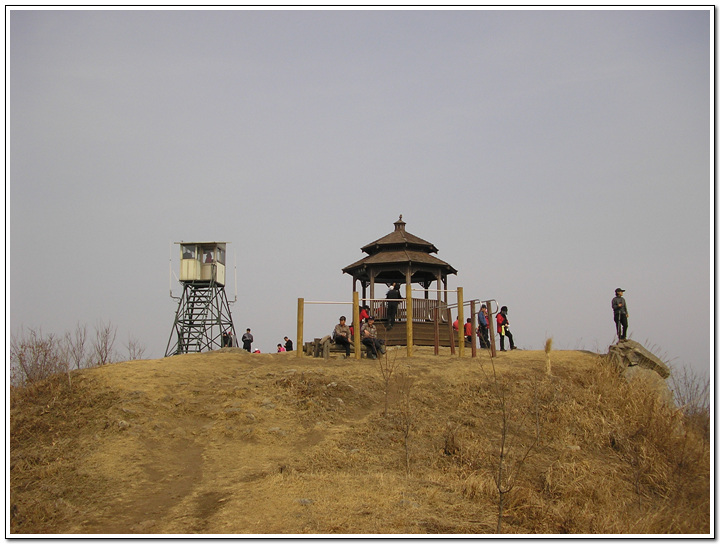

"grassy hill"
[9,346,710,535]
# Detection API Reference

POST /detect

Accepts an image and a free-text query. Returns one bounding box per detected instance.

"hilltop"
[9,347,710,535]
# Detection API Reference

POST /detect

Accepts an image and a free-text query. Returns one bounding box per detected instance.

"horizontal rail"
[304,301,354,305]
[411,288,458,293]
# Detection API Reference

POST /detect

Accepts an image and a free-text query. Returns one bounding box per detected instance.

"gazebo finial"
[394,214,406,232]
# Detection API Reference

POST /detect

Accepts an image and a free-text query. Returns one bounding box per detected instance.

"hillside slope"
[9,347,710,535]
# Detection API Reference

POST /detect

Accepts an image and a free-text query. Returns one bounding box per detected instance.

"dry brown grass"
[9,347,710,535]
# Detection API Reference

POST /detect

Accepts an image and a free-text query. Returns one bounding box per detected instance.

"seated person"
[464,318,474,344]
[359,305,370,323]
[333,316,353,357]
[361,316,385,359]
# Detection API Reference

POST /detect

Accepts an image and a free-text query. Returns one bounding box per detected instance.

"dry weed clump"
[529,356,709,534]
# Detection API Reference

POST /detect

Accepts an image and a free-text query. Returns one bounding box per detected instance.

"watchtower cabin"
[165,242,236,356]
[342,216,459,346]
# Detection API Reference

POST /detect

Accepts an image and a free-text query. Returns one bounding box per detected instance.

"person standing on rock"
[612,288,629,341]
[242,328,254,352]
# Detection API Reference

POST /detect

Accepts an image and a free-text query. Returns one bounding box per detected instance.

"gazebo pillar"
[435,272,442,307]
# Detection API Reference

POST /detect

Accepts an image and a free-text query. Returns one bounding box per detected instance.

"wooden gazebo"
[342,216,458,345]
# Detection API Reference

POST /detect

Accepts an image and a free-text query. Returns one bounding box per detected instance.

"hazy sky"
[8,8,712,376]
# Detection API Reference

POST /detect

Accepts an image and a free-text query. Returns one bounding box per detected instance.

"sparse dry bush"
[378,348,401,416]
[12,321,146,387]
[669,364,710,439]
[125,335,146,360]
[10,328,66,386]
[92,320,117,365]
[477,358,542,533]
[64,322,89,371]
[394,369,416,477]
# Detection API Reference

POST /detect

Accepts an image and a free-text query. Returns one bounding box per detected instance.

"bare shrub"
[92,321,117,366]
[10,328,67,386]
[479,357,541,533]
[63,322,88,371]
[126,335,146,361]
[394,369,415,477]
[669,365,709,438]
[377,345,400,417]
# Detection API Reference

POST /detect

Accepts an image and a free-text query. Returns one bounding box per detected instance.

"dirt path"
[53,349,383,534]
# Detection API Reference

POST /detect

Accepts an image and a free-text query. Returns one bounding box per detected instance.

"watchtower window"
[203,248,214,263]
[217,247,226,265]
[181,245,197,260]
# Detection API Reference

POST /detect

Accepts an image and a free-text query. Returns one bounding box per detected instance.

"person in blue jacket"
[477,304,490,349]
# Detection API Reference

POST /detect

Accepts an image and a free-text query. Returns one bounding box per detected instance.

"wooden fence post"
[486,299,497,358]
[406,282,413,357]
[433,306,440,356]
[447,307,455,355]
[297,298,304,358]
[457,287,464,358]
[353,291,361,359]
[470,299,477,358]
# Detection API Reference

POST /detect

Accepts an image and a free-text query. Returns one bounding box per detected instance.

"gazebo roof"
[342,216,457,281]
[360,216,438,255]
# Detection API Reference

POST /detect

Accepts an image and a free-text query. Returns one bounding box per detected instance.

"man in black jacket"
[242,328,253,352]
[386,283,402,329]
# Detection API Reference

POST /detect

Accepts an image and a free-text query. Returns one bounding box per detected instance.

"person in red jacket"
[359,305,370,323]
[464,318,474,345]
[496,306,516,351]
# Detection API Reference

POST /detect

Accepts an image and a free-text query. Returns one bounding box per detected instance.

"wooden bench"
[304,336,374,359]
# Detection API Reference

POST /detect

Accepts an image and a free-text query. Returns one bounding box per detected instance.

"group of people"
[276,336,294,352]
[332,313,386,359]
[453,304,517,351]
[232,287,629,357]
[236,328,294,353]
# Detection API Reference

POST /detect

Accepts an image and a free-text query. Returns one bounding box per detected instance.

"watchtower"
[165,242,236,356]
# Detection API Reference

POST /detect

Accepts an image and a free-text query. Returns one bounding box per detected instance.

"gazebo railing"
[368,298,449,323]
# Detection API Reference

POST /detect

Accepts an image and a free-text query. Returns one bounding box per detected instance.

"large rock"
[607,340,674,406]
[607,339,671,379]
